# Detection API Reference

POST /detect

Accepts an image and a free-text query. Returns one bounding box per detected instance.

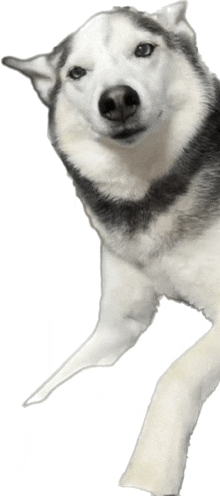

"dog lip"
[111,126,147,140]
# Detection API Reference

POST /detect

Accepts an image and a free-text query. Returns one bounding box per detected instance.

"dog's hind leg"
[23,246,158,406]
[120,318,220,496]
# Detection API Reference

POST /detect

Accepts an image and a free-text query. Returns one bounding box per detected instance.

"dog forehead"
[70,11,158,54]
[74,13,112,49]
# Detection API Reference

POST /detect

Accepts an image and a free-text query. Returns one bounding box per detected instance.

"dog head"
[3,2,201,150]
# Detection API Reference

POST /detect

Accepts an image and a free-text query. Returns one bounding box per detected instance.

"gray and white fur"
[2,2,220,495]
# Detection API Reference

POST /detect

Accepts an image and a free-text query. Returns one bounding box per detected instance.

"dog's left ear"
[152,1,196,44]
[2,53,57,106]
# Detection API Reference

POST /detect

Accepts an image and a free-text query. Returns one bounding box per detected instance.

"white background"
[1,1,220,495]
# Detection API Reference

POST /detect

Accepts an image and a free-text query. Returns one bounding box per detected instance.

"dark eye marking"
[135,43,156,58]
[68,66,87,80]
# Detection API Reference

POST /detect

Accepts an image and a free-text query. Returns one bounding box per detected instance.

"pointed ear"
[2,53,57,106]
[152,1,196,44]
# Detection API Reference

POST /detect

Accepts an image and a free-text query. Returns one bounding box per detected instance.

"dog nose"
[98,85,140,122]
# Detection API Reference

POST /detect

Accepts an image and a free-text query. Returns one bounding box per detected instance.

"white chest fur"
[86,197,220,322]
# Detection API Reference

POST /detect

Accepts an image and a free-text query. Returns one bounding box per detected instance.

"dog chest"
[86,201,220,317]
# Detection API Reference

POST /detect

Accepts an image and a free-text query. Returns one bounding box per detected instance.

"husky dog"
[2,2,220,495]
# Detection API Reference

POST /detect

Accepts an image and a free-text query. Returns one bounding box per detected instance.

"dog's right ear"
[152,1,196,45]
[2,53,57,106]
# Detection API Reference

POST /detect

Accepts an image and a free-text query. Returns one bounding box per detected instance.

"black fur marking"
[126,9,206,78]
[47,35,73,107]
[132,14,168,38]
[54,77,220,237]
[50,34,73,69]
[64,161,188,234]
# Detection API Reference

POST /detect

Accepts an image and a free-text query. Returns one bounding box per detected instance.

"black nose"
[98,85,140,122]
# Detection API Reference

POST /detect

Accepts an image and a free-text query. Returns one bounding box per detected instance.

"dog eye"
[68,66,87,80]
[135,43,155,58]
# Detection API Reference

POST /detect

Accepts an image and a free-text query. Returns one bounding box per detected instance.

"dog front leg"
[24,246,158,406]
[120,318,220,496]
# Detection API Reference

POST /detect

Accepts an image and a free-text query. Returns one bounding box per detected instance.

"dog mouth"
[111,126,147,141]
